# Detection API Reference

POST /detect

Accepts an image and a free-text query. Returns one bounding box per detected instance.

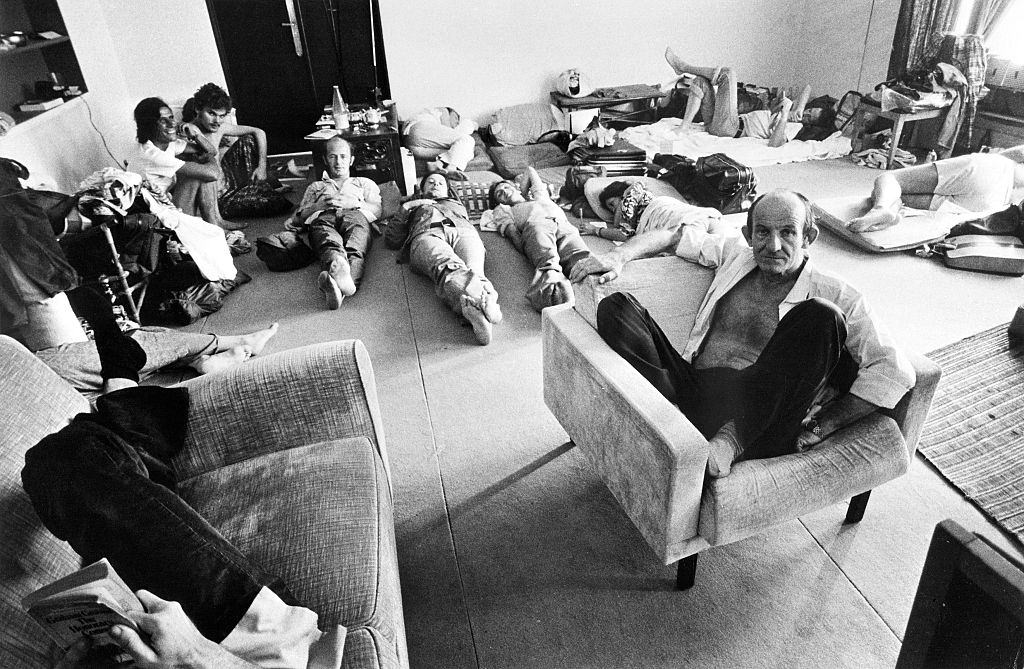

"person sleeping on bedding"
[847,145,1024,232]
[664,47,812,148]
[578,180,724,243]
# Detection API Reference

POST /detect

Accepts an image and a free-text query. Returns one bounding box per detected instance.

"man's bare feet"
[225,323,279,356]
[707,421,744,478]
[664,47,720,84]
[478,289,503,325]
[317,271,344,310]
[460,295,493,345]
[328,257,357,297]
[193,347,251,375]
[847,207,902,233]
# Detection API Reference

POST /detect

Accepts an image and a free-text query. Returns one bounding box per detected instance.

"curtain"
[967,0,1014,37]
[888,0,960,79]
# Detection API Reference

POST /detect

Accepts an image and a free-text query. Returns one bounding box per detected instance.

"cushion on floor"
[179,437,403,667]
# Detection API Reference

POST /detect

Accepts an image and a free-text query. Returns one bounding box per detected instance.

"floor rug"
[919,323,1024,546]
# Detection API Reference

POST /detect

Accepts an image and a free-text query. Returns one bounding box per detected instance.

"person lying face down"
[569,189,915,478]
[487,167,591,312]
[848,144,1024,233]
[663,47,812,148]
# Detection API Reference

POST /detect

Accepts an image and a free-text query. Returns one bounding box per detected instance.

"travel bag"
[687,153,758,214]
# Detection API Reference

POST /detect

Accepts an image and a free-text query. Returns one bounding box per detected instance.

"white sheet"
[620,118,852,167]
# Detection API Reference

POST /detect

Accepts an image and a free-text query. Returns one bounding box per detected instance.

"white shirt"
[673,224,916,409]
[130,139,187,196]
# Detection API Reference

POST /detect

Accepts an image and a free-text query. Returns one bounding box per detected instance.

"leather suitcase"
[688,153,758,214]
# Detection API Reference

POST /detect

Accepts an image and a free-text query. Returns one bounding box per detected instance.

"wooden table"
[551,84,665,131]
[850,101,952,169]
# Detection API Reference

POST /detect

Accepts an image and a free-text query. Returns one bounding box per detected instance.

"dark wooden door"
[205,0,390,154]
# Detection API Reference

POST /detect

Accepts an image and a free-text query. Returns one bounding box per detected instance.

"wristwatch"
[803,418,823,438]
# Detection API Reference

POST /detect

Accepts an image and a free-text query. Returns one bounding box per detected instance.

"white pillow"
[583,176,687,223]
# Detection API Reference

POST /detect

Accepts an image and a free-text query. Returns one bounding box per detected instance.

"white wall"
[379,0,900,123]
[0,0,224,190]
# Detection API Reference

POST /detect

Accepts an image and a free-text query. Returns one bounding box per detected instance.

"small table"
[850,101,954,169]
[306,120,407,194]
[551,84,666,132]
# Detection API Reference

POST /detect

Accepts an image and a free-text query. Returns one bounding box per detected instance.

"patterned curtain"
[927,34,987,148]
[966,0,1014,37]
[887,0,960,79]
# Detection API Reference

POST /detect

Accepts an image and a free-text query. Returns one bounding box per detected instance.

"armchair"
[542,255,942,589]
[0,335,408,668]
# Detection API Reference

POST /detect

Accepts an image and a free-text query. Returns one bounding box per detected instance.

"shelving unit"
[0,0,87,124]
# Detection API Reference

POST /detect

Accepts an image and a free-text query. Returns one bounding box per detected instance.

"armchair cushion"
[180,437,405,667]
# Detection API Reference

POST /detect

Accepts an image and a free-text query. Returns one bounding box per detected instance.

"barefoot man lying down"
[847,145,1024,233]
[569,189,915,477]
[664,47,812,148]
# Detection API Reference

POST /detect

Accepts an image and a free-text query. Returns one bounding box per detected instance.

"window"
[985,1,1024,62]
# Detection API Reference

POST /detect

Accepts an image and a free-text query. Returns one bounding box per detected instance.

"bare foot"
[461,295,493,345]
[228,323,279,356]
[317,271,344,310]
[479,289,503,325]
[848,207,902,233]
[664,46,688,75]
[193,347,251,375]
[707,421,743,478]
[328,257,357,297]
[664,47,720,84]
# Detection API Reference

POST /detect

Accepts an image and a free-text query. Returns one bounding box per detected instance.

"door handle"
[283,0,303,57]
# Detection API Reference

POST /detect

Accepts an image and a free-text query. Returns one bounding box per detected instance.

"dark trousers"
[308,209,372,285]
[21,408,296,642]
[596,292,854,460]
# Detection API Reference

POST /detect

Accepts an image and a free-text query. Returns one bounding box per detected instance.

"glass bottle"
[332,86,349,131]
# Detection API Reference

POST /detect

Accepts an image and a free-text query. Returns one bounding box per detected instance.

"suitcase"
[940,235,1024,276]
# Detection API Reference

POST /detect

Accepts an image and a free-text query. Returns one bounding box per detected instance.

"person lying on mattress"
[569,189,915,478]
[847,145,1024,232]
[580,180,722,242]
[664,47,812,148]
[487,167,592,311]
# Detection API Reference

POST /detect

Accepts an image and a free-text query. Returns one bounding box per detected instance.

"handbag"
[687,153,757,214]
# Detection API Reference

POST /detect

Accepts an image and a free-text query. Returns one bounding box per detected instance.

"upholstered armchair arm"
[543,303,709,564]
[701,411,908,547]
[173,340,389,483]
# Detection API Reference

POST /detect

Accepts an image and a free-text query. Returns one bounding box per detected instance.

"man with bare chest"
[569,189,915,477]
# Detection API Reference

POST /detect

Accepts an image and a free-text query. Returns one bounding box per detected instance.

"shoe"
[317,271,344,310]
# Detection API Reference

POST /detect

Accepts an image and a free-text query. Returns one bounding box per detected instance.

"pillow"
[450,181,495,219]
[583,176,686,223]
[488,143,572,179]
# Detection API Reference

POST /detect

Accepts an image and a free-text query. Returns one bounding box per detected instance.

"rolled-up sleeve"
[832,283,916,409]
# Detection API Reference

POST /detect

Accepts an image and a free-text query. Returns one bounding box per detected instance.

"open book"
[22,558,143,650]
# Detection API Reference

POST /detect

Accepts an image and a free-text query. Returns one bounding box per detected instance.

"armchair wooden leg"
[676,554,698,590]
[845,490,871,524]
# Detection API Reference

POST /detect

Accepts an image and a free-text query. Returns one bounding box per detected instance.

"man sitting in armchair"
[569,189,915,477]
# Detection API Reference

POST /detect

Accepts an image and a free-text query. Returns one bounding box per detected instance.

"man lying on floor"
[569,189,915,476]
[848,144,1024,232]
[488,166,592,311]
[664,47,812,148]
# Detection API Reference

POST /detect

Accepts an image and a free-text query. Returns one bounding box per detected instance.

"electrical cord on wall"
[82,95,127,169]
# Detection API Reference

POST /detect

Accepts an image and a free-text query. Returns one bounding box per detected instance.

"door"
[205,0,390,154]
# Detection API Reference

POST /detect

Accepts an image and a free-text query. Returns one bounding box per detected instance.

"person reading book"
[22,386,343,668]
